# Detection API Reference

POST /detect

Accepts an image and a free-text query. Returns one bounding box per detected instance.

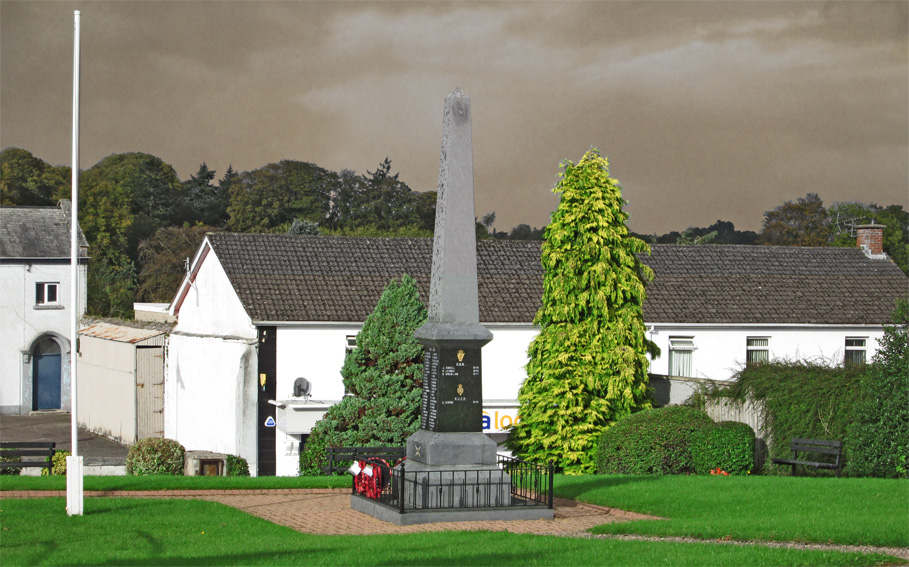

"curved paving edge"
[584,533,909,564]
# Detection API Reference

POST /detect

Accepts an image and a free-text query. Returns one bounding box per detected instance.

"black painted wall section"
[257,326,277,476]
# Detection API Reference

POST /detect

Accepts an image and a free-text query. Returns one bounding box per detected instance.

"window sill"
[33,304,64,310]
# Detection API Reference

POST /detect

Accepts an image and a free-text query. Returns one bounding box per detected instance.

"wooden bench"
[771,438,842,477]
[322,446,405,475]
[0,442,56,474]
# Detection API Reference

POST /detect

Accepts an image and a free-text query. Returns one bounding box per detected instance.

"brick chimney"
[856,223,885,258]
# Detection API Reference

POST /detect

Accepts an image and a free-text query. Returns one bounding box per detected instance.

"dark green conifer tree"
[300,274,426,474]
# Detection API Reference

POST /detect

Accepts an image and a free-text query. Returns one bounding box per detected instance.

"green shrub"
[299,274,425,475]
[40,451,70,476]
[596,406,715,475]
[0,450,21,476]
[691,421,755,475]
[699,361,864,475]
[299,433,329,476]
[846,299,909,478]
[225,454,250,477]
[126,438,185,476]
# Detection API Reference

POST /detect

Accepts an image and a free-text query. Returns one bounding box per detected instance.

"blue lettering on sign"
[264,416,276,428]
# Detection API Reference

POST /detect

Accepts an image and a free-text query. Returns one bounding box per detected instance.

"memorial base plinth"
[398,460,512,509]
[406,430,497,466]
[351,430,554,526]
[351,493,554,526]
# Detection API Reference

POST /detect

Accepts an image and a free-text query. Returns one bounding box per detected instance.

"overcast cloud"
[1,1,906,234]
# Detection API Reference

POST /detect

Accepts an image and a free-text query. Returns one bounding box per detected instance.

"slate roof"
[207,234,543,323]
[643,245,906,325]
[204,234,907,326]
[0,201,89,260]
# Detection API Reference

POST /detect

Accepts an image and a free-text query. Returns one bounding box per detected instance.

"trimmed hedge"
[225,454,250,477]
[691,421,755,475]
[126,438,185,476]
[597,406,715,475]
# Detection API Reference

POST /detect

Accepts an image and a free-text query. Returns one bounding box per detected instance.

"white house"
[166,227,906,476]
[0,201,88,415]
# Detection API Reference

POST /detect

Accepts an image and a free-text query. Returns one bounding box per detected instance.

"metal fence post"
[548,460,554,509]
[398,461,406,514]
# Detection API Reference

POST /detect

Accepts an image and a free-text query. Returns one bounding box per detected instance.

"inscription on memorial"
[420,346,483,432]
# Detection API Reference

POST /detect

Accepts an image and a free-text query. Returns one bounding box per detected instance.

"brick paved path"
[0,489,659,536]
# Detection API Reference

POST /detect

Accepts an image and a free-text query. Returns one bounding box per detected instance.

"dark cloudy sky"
[2,1,906,234]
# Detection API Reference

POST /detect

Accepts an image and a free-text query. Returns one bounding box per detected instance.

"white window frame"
[844,337,867,366]
[35,282,60,306]
[343,335,357,395]
[668,336,696,377]
[746,337,770,367]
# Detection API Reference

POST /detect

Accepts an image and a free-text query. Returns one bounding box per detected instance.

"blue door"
[33,340,62,410]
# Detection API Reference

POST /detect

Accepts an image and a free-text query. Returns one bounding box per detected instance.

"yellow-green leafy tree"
[507,148,657,474]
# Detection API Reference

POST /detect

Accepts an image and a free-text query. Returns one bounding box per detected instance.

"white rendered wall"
[273,325,357,477]
[166,246,259,472]
[165,333,258,468]
[646,325,886,380]
[273,324,537,408]
[0,262,84,414]
[77,335,137,443]
[175,247,256,339]
[275,326,359,403]
[483,325,536,401]
[269,323,536,475]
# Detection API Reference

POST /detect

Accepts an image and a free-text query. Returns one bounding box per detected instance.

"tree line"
[2,147,906,319]
[630,193,908,275]
[2,149,427,317]
[1,148,548,317]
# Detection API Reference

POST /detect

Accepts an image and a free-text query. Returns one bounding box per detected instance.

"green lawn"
[554,474,909,547]
[1,474,905,566]
[0,474,351,492]
[0,498,898,567]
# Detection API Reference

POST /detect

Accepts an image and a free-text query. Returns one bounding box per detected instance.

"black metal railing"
[351,454,553,514]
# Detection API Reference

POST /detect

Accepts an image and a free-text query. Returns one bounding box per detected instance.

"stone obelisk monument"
[352,89,552,525]
[406,88,497,468]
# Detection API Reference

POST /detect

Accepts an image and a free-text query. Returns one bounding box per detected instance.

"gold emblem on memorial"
[457,350,465,362]
[457,383,464,396]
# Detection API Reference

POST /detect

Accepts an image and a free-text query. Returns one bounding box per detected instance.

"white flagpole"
[67,9,84,517]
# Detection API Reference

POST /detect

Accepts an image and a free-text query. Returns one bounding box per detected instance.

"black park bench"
[0,442,56,474]
[771,438,842,477]
[322,446,406,475]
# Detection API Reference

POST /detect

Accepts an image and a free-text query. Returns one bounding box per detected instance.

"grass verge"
[0,474,350,492]
[0,498,898,567]
[554,474,909,547]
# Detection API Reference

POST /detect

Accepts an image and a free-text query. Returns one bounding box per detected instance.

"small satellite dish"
[293,377,312,398]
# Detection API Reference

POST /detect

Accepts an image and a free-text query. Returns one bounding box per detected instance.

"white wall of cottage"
[165,244,259,473]
[165,244,893,476]
[0,262,86,415]
[646,324,887,379]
